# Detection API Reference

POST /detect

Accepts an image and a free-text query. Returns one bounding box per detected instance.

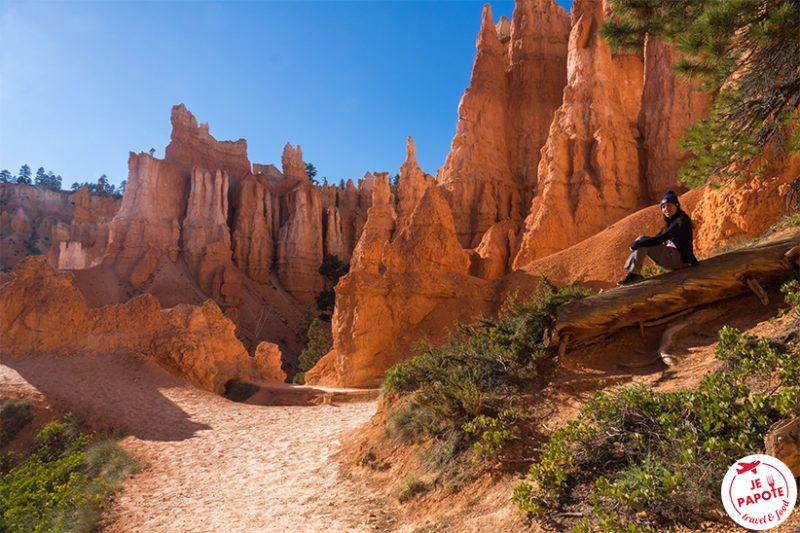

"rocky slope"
[0,183,119,271]
[0,256,284,393]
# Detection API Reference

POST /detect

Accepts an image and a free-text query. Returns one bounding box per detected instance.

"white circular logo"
[721,454,797,530]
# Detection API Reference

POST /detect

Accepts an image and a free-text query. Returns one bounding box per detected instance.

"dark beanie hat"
[660,190,680,208]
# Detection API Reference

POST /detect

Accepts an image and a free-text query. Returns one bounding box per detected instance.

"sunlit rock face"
[309,0,727,387]
[164,103,251,183]
[105,152,186,287]
[307,173,493,388]
[511,0,645,268]
[438,0,570,249]
[639,36,712,203]
[0,257,281,394]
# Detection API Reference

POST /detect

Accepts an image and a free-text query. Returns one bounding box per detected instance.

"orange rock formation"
[0,184,119,271]
[164,103,251,182]
[511,0,644,268]
[0,257,279,393]
[439,1,570,248]
[307,169,493,388]
[6,0,793,392]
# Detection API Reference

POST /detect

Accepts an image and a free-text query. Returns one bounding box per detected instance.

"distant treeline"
[0,164,125,197]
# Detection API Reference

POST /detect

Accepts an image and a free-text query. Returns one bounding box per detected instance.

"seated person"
[618,190,699,286]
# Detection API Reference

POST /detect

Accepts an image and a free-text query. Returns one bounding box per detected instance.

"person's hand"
[629,237,647,251]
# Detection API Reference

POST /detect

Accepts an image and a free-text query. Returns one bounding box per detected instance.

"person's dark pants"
[624,236,690,274]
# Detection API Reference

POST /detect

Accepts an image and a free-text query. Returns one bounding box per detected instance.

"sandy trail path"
[0,351,393,533]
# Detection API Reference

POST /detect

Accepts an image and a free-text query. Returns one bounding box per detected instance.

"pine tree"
[0,170,11,183]
[34,167,46,186]
[44,171,62,191]
[304,162,319,185]
[601,0,800,187]
[297,318,332,372]
[17,165,31,185]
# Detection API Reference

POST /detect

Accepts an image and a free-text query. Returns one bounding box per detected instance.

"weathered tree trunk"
[550,232,800,349]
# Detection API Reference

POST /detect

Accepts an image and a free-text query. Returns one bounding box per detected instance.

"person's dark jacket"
[630,209,699,265]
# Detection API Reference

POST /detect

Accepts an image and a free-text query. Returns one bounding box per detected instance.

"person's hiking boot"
[617,272,644,286]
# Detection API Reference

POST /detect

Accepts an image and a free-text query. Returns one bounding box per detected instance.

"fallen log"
[549,232,800,349]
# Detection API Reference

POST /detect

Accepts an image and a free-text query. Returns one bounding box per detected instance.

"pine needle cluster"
[601,0,800,188]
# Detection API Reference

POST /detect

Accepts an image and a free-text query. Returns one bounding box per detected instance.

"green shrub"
[382,278,590,475]
[0,399,32,446]
[462,410,525,464]
[316,254,349,312]
[780,278,800,314]
[513,326,800,531]
[768,212,800,233]
[0,414,139,533]
[640,265,666,279]
[297,319,331,375]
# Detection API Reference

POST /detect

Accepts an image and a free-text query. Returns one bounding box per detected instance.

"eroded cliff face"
[164,103,251,183]
[306,0,786,388]
[94,107,375,308]
[692,155,800,256]
[0,257,284,393]
[105,153,186,287]
[9,0,790,392]
[0,184,119,271]
[307,173,493,388]
[436,0,713,272]
[231,174,273,284]
[439,1,570,249]
[511,0,644,268]
[639,37,712,202]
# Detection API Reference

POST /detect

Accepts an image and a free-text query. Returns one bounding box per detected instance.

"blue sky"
[0,0,571,188]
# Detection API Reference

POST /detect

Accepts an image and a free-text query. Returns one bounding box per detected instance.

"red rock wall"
[231,175,273,283]
[511,0,644,269]
[0,256,282,393]
[439,1,570,249]
[308,175,494,388]
[100,110,374,311]
[640,37,712,202]
[164,103,251,183]
[105,153,187,286]
[0,184,120,271]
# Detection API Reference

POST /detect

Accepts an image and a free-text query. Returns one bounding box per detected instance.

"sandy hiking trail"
[0,351,397,533]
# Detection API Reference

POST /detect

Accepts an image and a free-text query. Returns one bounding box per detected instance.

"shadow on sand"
[1,350,210,442]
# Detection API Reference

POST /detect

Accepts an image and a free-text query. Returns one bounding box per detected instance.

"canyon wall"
[438,0,570,249]
[0,183,119,271]
[101,107,377,308]
[0,256,285,393]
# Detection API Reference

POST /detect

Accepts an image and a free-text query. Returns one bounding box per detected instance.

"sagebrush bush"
[780,278,800,313]
[383,278,590,455]
[513,325,800,532]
